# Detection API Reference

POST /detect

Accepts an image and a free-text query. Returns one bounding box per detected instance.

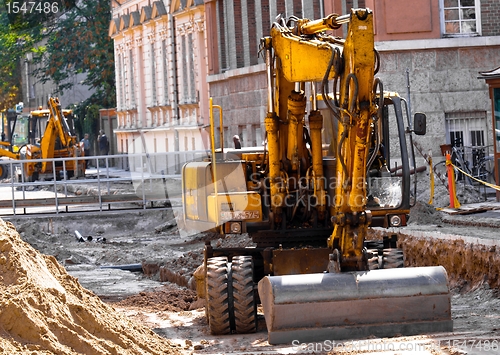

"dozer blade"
[258,266,453,345]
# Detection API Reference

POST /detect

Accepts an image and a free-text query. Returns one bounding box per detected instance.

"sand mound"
[0,219,180,355]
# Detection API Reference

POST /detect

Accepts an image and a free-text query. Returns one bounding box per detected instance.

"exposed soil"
[111,286,197,313]
[0,169,499,354]
[0,218,182,355]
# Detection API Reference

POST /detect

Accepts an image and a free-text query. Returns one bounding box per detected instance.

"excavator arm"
[328,9,378,271]
[265,8,379,271]
[40,97,78,173]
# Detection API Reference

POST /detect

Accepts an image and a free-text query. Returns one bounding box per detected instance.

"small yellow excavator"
[183,8,452,344]
[0,97,85,181]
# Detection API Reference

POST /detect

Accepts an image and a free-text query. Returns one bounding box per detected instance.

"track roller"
[382,248,404,268]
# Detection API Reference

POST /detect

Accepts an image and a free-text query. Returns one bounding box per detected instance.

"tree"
[0,18,22,111]
[72,100,100,144]
[35,0,116,108]
[0,1,115,114]
[0,1,77,110]
[0,10,41,111]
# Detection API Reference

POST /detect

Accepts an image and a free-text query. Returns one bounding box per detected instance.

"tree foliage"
[35,0,116,108]
[72,102,100,144]
[0,9,42,111]
[0,0,115,119]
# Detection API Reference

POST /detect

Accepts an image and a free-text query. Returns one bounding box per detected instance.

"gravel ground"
[2,168,500,354]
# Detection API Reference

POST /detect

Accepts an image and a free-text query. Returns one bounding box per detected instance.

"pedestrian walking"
[233,135,241,149]
[80,133,91,169]
[98,130,109,166]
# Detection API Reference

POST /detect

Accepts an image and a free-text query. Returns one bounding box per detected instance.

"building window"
[440,0,481,36]
[123,53,129,106]
[117,54,124,111]
[181,35,188,103]
[188,33,196,102]
[445,110,489,165]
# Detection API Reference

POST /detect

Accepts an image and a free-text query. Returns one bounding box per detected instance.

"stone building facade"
[109,0,208,172]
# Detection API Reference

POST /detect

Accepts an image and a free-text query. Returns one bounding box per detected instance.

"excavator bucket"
[258,266,452,345]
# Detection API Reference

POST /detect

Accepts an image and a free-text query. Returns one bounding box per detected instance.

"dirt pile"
[408,200,443,225]
[0,218,181,355]
[111,286,197,313]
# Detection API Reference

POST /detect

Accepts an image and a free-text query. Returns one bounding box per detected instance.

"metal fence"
[0,150,208,216]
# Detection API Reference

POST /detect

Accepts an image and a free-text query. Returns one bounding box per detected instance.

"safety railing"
[0,150,209,216]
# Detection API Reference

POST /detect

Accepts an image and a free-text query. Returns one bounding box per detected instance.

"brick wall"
[217,2,226,70]
[481,0,500,36]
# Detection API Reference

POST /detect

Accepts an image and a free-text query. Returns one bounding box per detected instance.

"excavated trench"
[149,230,500,292]
[400,231,500,290]
[162,231,500,297]
[5,204,499,296]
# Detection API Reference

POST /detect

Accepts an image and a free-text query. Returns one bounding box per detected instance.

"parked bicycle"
[433,142,495,189]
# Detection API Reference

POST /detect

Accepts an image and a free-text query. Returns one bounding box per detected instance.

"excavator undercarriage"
[184,8,452,344]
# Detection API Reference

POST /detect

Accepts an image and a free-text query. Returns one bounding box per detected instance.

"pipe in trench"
[100,264,143,272]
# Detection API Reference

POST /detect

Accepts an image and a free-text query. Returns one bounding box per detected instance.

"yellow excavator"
[0,97,85,182]
[183,8,452,344]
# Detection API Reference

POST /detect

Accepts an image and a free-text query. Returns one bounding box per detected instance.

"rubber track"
[205,257,231,334]
[231,256,257,333]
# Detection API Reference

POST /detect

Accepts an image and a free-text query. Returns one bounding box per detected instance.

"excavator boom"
[39,97,78,173]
